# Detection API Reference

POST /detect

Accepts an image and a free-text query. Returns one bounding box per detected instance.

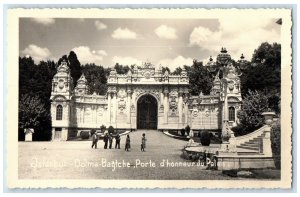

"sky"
[19,17,281,71]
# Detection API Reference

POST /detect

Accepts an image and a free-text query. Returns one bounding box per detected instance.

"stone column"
[178,91,183,124]
[160,92,164,107]
[107,92,111,124]
[127,89,132,124]
[164,88,169,124]
[112,92,117,125]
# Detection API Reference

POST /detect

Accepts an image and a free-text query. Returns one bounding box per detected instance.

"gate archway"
[137,94,158,129]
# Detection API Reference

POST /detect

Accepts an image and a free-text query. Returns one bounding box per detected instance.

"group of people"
[91,131,147,152]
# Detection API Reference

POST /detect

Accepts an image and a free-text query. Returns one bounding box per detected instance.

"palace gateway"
[50,50,242,140]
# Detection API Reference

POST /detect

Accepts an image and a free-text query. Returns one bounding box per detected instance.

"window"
[56,105,63,120]
[229,107,235,121]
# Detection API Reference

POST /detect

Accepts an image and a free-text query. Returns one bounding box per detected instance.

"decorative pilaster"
[112,91,117,125]
[163,88,169,123]
[107,92,111,124]
[127,89,132,124]
[178,91,183,124]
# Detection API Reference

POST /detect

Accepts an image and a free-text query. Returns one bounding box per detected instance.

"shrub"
[200,131,211,146]
[80,131,90,139]
[108,126,114,134]
[180,128,186,136]
[100,125,106,132]
[271,121,281,169]
[185,125,191,136]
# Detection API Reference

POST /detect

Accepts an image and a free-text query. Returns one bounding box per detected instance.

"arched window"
[56,105,63,120]
[229,107,235,121]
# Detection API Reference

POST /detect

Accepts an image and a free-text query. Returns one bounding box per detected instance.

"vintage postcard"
[5,8,292,189]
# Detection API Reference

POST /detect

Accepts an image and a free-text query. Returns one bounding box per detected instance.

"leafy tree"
[186,60,213,95]
[172,67,183,75]
[19,57,56,141]
[114,63,130,74]
[82,63,109,95]
[252,42,281,69]
[19,94,48,129]
[232,90,276,136]
[240,42,281,97]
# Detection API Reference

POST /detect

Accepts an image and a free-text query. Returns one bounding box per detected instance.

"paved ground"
[19,130,241,180]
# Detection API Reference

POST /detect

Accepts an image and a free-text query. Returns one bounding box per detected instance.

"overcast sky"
[19,17,280,71]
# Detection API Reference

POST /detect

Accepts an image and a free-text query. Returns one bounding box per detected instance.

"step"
[240,143,260,148]
[237,152,261,156]
[236,145,259,151]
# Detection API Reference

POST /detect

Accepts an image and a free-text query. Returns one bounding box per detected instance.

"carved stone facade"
[50,51,242,141]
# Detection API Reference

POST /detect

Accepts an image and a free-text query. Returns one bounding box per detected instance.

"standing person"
[141,133,146,152]
[103,133,109,149]
[115,133,121,149]
[125,135,130,152]
[108,133,113,149]
[91,129,98,149]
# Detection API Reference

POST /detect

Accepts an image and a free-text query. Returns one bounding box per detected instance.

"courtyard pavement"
[18,130,239,180]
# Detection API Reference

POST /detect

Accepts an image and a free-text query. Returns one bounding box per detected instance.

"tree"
[186,60,213,95]
[251,42,281,69]
[172,67,183,75]
[58,51,82,87]
[240,42,281,97]
[232,90,274,136]
[68,51,82,87]
[19,94,48,129]
[82,63,109,95]
[114,63,130,74]
[19,57,56,141]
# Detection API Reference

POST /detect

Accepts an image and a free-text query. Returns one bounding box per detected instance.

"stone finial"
[262,112,276,125]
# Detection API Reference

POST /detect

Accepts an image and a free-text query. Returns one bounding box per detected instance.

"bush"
[271,121,281,169]
[80,131,90,139]
[200,131,211,146]
[180,128,186,136]
[100,125,106,132]
[185,125,191,136]
[108,126,114,134]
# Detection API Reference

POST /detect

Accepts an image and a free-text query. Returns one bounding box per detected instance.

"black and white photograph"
[5,7,293,189]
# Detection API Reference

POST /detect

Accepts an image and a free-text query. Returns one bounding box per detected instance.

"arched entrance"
[137,94,158,129]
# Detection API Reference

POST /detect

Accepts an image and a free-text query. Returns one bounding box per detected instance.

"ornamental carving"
[118,89,127,98]
[118,99,126,113]
[135,87,160,102]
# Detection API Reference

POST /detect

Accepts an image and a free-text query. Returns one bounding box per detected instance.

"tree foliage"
[114,63,130,74]
[271,121,281,169]
[19,94,48,129]
[232,90,278,136]
[240,42,281,97]
[19,57,57,141]
[185,60,213,95]
[58,51,82,87]
[82,63,109,95]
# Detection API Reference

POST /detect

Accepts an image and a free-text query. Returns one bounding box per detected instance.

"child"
[125,135,130,152]
[91,129,98,149]
[141,133,146,152]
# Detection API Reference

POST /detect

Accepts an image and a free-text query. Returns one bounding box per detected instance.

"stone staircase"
[236,134,263,152]
[229,125,270,156]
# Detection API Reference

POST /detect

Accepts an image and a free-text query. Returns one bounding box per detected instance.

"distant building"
[50,49,242,141]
